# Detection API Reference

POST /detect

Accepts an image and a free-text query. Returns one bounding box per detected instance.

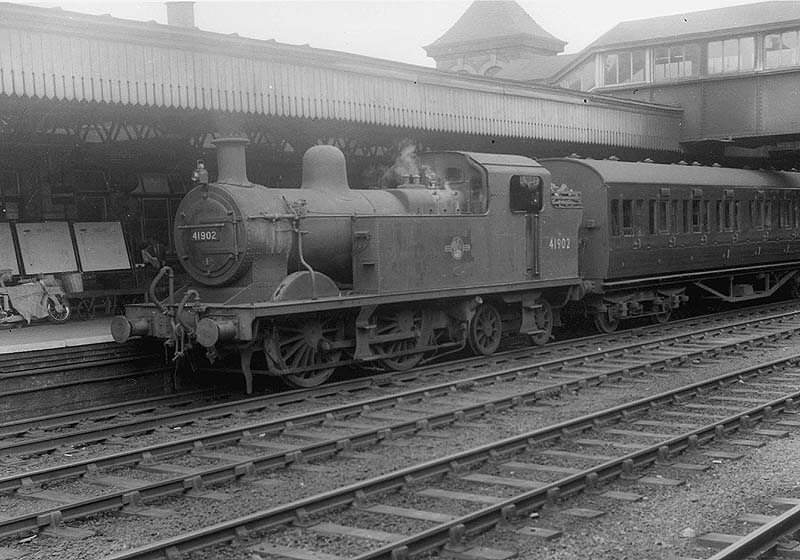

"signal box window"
[603,50,646,85]
[509,175,543,214]
[708,37,755,74]
[654,44,700,82]
[765,30,799,69]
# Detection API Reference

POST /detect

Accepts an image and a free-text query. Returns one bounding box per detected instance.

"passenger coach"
[541,157,800,332]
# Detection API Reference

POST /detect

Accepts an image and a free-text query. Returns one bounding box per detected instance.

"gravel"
[3,327,800,559]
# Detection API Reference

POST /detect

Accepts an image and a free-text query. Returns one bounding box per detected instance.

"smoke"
[379,142,439,188]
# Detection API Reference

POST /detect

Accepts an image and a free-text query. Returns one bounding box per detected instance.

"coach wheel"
[267,317,344,388]
[528,300,553,346]
[789,276,800,300]
[372,309,427,371]
[593,312,619,334]
[468,303,503,356]
[651,307,672,325]
[47,294,71,322]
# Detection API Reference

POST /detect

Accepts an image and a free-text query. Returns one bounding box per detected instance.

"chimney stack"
[166,2,195,28]
[213,138,251,187]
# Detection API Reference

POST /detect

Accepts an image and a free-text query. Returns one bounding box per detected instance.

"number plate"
[191,230,218,242]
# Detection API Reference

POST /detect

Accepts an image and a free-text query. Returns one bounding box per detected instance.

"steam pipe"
[149,265,174,315]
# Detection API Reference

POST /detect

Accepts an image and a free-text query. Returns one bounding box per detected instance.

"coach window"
[781,199,792,228]
[794,197,800,228]
[634,200,645,235]
[621,200,634,235]
[735,201,743,231]
[752,199,764,229]
[648,200,657,234]
[703,200,712,232]
[657,199,668,233]
[610,199,621,236]
[509,175,542,214]
[691,200,702,232]
[725,200,734,231]
[670,200,680,234]
[682,200,690,233]
[715,201,724,232]
[765,200,774,228]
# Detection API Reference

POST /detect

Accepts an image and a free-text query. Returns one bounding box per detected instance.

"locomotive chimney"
[213,137,251,186]
[166,2,196,28]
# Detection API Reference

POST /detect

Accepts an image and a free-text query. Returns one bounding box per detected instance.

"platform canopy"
[0,3,682,152]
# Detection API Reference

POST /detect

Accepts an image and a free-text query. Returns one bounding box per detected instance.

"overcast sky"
[34,0,767,66]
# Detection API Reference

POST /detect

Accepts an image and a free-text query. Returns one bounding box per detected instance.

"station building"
[0,0,796,310]
[427,1,800,167]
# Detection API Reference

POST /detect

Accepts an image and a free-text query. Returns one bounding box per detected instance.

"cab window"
[510,175,543,213]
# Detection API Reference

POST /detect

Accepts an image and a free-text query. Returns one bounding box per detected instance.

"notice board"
[72,222,131,271]
[0,222,19,275]
[15,222,78,275]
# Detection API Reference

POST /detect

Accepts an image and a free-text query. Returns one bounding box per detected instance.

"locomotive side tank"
[113,139,585,391]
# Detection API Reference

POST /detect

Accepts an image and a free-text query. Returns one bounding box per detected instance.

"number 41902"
[548,237,570,250]
[192,230,218,241]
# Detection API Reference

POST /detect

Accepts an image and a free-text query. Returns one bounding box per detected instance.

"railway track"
[0,301,790,427]
[3,303,799,461]
[697,499,800,559]
[2,305,800,558]
[0,340,170,421]
[14,343,800,560]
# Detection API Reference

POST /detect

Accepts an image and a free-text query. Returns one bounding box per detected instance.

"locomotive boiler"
[112,138,585,391]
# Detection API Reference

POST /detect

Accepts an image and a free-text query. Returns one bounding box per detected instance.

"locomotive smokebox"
[214,137,251,186]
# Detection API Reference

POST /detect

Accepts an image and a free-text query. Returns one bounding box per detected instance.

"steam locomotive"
[112,138,800,392]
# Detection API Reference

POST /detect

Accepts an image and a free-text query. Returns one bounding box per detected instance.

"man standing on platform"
[141,237,166,269]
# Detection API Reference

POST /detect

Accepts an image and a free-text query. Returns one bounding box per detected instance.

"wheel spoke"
[267,316,344,388]
[468,303,502,355]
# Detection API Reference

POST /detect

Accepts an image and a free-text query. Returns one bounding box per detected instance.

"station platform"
[0,317,114,354]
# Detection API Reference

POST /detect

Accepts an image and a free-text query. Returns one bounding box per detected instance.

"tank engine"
[112,138,584,391]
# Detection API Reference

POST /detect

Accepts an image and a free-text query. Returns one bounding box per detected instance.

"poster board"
[0,222,19,276]
[72,222,132,272]
[15,222,78,275]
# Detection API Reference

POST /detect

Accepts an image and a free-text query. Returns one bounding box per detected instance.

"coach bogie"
[586,288,686,333]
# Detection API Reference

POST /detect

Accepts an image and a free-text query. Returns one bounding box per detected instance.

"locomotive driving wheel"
[528,300,553,346]
[371,308,429,371]
[265,317,344,388]
[468,303,502,355]
[593,311,620,333]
